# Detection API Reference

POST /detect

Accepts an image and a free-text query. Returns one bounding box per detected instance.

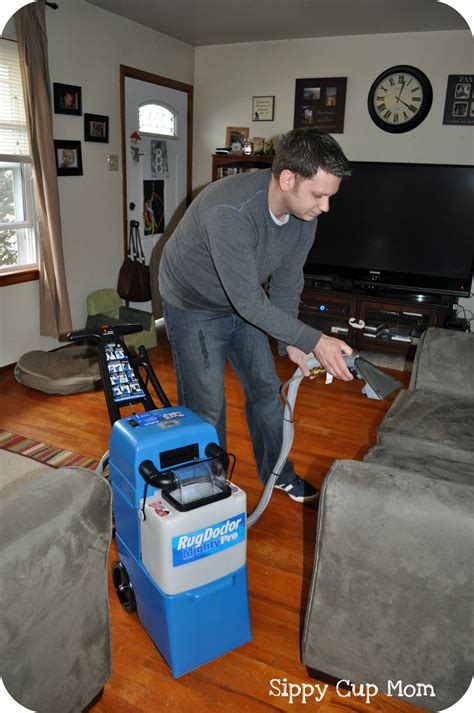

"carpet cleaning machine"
[68,322,400,677]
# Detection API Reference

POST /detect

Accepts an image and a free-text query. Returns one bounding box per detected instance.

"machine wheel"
[112,560,137,613]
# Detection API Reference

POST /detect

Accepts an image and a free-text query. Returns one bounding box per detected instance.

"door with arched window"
[121,66,193,314]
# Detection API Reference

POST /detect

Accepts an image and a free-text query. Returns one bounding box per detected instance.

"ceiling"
[84,0,468,46]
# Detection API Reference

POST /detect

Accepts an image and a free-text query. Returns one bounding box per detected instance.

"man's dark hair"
[272,127,351,180]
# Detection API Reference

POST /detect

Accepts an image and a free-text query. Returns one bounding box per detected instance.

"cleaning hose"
[96,355,328,520]
[98,351,399,525]
[247,350,403,526]
[247,353,332,527]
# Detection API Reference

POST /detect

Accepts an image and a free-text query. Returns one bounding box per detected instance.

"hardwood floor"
[0,331,422,712]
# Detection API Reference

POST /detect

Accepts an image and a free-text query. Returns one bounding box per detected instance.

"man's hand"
[286,335,353,381]
[286,345,314,377]
[313,333,353,381]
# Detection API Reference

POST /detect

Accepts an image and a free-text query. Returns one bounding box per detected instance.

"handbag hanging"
[117,220,151,302]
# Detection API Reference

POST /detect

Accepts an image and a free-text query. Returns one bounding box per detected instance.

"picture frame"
[143,180,165,235]
[225,127,249,150]
[293,77,347,133]
[84,113,109,143]
[442,74,474,126]
[54,140,83,176]
[53,83,82,116]
[252,96,275,121]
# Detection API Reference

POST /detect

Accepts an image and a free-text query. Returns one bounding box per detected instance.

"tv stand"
[300,278,455,358]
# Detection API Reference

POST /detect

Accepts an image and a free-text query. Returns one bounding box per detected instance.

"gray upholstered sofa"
[302,327,474,711]
[0,465,112,713]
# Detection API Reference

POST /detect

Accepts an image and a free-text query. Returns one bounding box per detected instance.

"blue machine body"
[109,406,252,677]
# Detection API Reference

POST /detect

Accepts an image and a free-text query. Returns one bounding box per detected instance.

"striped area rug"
[0,429,99,470]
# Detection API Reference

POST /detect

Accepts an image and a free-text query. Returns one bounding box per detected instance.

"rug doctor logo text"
[172,513,245,567]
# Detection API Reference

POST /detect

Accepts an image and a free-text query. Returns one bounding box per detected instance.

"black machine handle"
[67,323,144,344]
[66,323,171,424]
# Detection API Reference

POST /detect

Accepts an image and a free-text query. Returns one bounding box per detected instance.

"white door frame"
[119,65,193,257]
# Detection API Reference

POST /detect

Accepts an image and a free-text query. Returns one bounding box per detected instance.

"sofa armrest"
[0,467,112,713]
[409,327,474,394]
[302,459,474,711]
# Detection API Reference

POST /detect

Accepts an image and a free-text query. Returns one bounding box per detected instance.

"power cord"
[455,304,473,331]
[226,453,237,480]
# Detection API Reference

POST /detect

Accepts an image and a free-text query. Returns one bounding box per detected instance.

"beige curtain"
[15,0,72,338]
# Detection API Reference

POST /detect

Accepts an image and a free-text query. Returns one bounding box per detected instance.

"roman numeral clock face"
[368,65,433,133]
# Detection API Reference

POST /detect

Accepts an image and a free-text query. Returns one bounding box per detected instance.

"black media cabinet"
[300,278,455,358]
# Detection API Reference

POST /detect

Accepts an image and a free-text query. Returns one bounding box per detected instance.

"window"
[138,101,177,138]
[0,39,36,273]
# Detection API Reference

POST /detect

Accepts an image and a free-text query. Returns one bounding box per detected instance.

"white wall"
[1,18,473,366]
[193,30,473,185]
[193,29,474,316]
[0,0,194,366]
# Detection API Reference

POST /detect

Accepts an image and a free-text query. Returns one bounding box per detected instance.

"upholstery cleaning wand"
[247,352,401,527]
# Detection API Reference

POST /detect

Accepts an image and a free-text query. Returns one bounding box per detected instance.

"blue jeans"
[163,303,295,484]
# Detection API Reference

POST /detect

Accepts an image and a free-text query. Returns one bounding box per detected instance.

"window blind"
[0,39,30,159]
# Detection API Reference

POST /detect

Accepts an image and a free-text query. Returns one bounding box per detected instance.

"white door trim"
[119,65,193,257]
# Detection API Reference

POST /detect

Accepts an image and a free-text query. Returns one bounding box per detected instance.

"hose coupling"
[309,366,326,377]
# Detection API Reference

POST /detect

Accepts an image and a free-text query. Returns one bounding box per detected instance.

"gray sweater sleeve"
[204,205,322,353]
[267,237,322,354]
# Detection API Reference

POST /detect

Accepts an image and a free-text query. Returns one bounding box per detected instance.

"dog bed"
[14,346,100,395]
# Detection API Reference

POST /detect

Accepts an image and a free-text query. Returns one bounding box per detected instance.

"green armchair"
[86,288,157,353]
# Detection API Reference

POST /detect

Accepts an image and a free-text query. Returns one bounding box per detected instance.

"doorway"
[120,65,193,314]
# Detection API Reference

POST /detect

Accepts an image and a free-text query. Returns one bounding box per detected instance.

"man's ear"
[278,169,296,192]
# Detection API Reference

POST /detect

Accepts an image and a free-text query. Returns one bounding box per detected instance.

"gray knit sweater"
[159,169,322,353]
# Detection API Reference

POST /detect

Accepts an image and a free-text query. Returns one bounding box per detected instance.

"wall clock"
[368,65,433,133]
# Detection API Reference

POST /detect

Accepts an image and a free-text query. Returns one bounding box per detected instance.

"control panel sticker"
[127,411,185,428]
[105,342,145,403]
[158,420,181,429]
[172,512,245,567]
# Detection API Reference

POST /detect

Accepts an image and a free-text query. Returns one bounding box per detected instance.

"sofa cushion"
[377,389,474,465]
[364,445,474,485]
[410,328,474,395]
[302,459,474,711]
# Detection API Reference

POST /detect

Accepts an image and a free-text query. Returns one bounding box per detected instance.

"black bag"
[117,220,151,302]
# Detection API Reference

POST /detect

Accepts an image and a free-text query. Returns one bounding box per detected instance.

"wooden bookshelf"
[212,153,273,181]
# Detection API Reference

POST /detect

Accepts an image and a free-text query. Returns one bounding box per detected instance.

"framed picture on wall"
[293,77,347,133]
[442,74,474,126]
[54,139,83,176]
[143,180,165,235]
[84,113,109,142]
[252,96,275,121]
[225,127,249,151]
[53,83,82,116]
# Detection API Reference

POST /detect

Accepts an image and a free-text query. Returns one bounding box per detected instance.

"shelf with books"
[212,154,273,181]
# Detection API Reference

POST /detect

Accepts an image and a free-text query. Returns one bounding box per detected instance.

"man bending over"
[159,128,353,503]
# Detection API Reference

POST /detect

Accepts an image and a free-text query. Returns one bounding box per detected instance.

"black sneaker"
[274,474,319,503]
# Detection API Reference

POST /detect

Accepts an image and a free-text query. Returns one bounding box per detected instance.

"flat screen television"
[303,161,474,297]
